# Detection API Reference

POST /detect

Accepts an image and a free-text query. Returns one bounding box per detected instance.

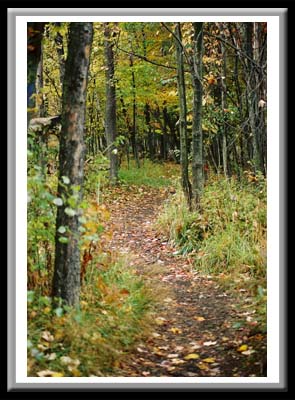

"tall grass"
[27,253,155,377]
[157,174,266,282]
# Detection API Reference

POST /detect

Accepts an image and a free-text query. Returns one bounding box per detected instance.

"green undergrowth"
[157,173,267,329]
[27,253,154,377]
[118,159,179,187]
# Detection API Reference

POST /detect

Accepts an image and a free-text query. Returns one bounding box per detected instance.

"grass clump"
[157,173,266,311]
[158,174,266,279]
[27,253,154,377]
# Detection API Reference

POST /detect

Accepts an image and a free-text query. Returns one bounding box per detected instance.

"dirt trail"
[105,186,266,377]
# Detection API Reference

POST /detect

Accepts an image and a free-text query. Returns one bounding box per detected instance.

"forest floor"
[103,184,267,377]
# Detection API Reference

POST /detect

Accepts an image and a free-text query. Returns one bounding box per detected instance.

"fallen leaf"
[37,370,63,377]
[120,288,130,295]
[60,356,80,368]
[237,344,248,352]
[241,349,256,356]
[194,316,205,321]
[44,352,57,361]
[137,347,147,353]
[202,357,215,363]
[171,358,186,365]
[197,363,209,370]
[152,347,165,357]
[184,353,200,360]
[169,327,182,334]
[155,317,166,326]
[167,353,179,358]
[164,297,173,303]
[203,341,217,346]
[41,331,54,342]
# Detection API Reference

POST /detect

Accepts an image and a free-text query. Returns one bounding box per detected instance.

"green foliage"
[27,254,154,376]
[119,160,179,187]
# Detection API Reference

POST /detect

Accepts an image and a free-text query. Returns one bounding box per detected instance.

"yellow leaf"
[197,363,209,370]
[70,368,81,376]
[237,344,248,352]
[169,327,182,334]
[43,306,51,314]
[194,316,205,321]
[155,317,166,325]
[202,357,215,363]
[52,372,64,377]
[184,353,200,360]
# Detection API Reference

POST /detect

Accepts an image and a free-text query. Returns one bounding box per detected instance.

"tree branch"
[205,31,266,74]
[161,22,191,66]
[116,44,177,71]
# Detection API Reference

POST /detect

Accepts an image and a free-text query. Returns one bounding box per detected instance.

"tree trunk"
[27,22,45,126]
[52,22,93,307]
[129,54,140,168]
[104,23,119,183]
[220,32,228,178]
[54,22,66,87]
[175,23,192,208]
[244,23,264,174]
[191,22,203,210]
[144,103,155,160]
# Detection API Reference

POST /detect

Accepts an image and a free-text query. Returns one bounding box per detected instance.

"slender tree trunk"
[191,22,203,210]
[52,22,93,307]
[220,35,228,178]
[144,103,155,160]
[104,23,119,183]
[27,22,45,126]
[244,23,264,174]
[54,22,66,87]
[175,23,192,208]
[129,54,140,168]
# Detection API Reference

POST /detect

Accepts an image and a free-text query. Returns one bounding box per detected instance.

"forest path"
[104,185,266,377]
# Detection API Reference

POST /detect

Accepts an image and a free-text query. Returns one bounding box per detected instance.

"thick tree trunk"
[191,22,203,210]
[27,22,45,126]
[175,23,192,208]
[104,23,119,183]
[52,23,93,307]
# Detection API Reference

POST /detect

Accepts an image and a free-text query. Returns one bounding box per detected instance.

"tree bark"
[191,22,204,210]
[175,23,192,208]
[219,29,228,178]
[129,54,140,168]
[54,22,66,88]
[104,23,119,183]
[52,22,93,307]
[244,23,264,174]
[27,22,45,126]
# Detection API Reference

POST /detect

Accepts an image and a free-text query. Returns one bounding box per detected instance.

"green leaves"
[64,207,76,217]
[53,197,63,206]
[57,226,66,234]
[58,237,69,244]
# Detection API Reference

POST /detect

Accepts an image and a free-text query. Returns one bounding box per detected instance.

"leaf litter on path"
[103,185,267,377]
